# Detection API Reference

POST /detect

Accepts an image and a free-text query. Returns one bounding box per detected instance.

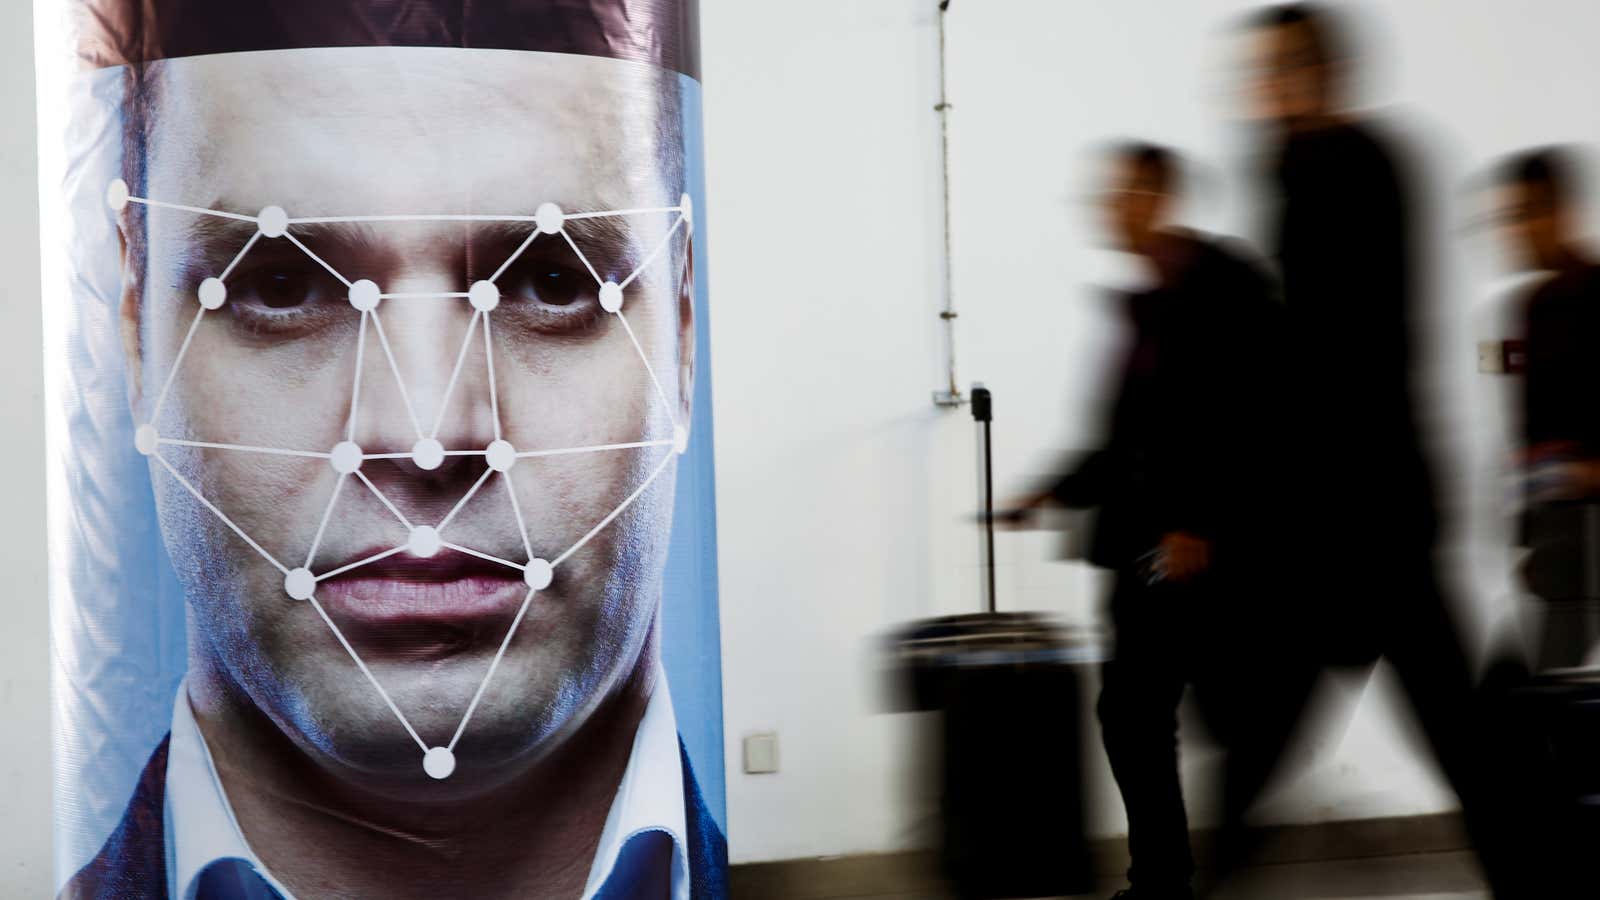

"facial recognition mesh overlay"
[44,31,723,894]
[112,182,694,778]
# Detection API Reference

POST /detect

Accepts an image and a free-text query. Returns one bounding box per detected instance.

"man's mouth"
[314,546,531,659]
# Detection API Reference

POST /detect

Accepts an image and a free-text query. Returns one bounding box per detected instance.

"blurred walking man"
[1014,142,1277,900]
[1221,5,1522,894]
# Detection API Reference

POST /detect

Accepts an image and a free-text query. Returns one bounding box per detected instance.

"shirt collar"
[164,670,687,900]
[163,679,293,900]
[581,669,689,900]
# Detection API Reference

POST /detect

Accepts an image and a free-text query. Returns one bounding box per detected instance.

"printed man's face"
[125,48,692,785]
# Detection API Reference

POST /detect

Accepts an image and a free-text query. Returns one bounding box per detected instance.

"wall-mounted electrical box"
[743,732,779,775]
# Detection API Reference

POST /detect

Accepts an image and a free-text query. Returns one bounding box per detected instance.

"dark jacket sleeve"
[1152,244,1282,541]
[1046,448,1119,509]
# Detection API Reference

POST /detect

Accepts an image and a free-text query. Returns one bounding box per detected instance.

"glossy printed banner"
[42,3,725,897]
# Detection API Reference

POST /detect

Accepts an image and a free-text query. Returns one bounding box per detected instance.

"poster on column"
[39,2,726,897]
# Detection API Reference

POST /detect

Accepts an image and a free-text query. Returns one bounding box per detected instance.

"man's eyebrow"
[265,221,384,282]
[472,215,638,283]
[179,215,267,276]
[177,212,647,284]
[181,216,386,282]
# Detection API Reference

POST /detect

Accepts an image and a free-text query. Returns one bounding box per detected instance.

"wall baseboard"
[728,812,1470,899]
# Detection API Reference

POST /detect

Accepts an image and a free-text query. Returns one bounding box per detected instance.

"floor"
[844,850,1487,900]
[1203,851,1486,899]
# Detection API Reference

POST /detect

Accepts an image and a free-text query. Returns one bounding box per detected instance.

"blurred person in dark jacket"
[1484,148,1600,632]
[1217,4,1526,894]
[1010,141,1279,900]
[1475,144,1600,895]
[1491,149,1600,518]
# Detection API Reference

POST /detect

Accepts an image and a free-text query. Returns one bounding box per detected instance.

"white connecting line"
[110,179,693,779]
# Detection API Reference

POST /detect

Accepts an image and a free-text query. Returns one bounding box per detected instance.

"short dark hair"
[1496,146,1582,210]
[1111,141,1181,196]
[119,62,161,308]
[1247,3,1350,67]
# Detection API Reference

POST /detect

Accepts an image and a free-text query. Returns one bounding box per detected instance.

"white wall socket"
[1478,340,1506,374]
[743,732,779,775]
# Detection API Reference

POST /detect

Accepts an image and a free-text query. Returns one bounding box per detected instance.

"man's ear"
[676,232,695,432]
[117,225,145,417]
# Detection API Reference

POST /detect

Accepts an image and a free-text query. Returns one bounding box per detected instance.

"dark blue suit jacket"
[62,735,728,899]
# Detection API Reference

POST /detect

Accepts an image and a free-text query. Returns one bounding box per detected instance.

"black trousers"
[1097,568,1219,891]
[1100,552,1528,895]
[1202,554,1539,898]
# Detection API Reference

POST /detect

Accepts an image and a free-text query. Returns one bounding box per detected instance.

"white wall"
[699,0,956,861]
[706,0,1600,864]
[0,0,48,894]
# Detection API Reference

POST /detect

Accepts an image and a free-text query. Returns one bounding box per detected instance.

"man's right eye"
[223,262,346,336]
[252,269,318,308]
[234,266,333,310]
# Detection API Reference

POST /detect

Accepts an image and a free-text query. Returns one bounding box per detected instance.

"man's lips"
[314,547,530,655]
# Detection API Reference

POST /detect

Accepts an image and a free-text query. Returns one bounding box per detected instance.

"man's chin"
[260,655,563,762]
[292,695,569,787]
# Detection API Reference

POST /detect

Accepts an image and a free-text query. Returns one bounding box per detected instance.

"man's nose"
[351,277,499,506]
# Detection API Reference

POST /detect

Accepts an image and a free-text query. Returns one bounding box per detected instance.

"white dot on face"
[535,202,565,235]
[408,525,442,558]
[468,280,500,313]
[412,438,445,471]
[329,441,363,474]
[422,746,456,780]
[257,206,289,238]
[348,279,381,312]
[485,439,516,473]
[680,192,693,225]
[198,277,227,310]
[106,179,130,212]
[524,558,554,591]
[134,424,158,456]
[599,281,623,313]
[673,424,689,455]
[284,567,316,601]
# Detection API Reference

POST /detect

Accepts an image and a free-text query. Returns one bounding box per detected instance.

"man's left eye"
[505,261,590,307]
[490,257,605,336]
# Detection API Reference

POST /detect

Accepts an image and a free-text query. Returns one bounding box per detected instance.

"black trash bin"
[885,612,1101,899]
[881,385,1101,897]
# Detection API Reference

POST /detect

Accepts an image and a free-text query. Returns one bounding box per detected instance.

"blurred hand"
[1527,459,1600,503]
[1573,460,1600,497]
[1157,531,1210,582]
[990,492,1052,530]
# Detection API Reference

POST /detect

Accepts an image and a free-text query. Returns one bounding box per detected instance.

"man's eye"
[259,272,309,308]
[218,262,348,339]
[505,261,589,307]
[231,266,336,312]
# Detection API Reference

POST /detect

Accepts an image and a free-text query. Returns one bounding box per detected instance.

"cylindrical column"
[40,4,726,896]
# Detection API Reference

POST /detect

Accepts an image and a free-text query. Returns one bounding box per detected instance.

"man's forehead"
[1105,158,1156,191]
[1263,23,1319,64]
[147,47,666,216]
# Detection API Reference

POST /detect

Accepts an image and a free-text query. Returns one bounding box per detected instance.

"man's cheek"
[533,455,630,519]
[213,450,316,503]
